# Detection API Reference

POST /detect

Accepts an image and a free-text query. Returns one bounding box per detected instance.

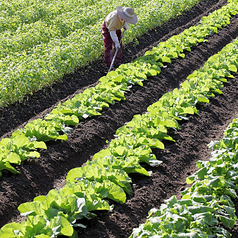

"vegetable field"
[0,0,238,237]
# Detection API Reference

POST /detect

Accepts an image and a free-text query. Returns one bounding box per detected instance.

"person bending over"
[102,6,137,69]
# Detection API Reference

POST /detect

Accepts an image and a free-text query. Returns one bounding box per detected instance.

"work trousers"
[102,21,122,68]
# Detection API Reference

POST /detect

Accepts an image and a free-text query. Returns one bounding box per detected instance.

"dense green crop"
[0,0,201,107]
[130,116,238,237]
[1,20,238,238]
[0,0,237,178]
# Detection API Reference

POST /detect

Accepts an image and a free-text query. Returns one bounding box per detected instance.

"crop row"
[130,115,238,237]
[0,0,237,178]
[0,24,237,237]
[0,0,201,107]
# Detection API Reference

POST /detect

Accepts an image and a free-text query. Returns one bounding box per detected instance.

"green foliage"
[1,1,238,237]
[1,0,237,177]
[130,115,238,237]
[0,0,203,107]
[15,119,68,142]
[67,163,132,195]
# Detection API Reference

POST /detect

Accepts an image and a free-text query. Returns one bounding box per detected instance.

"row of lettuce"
[0,0,202,107]
[0,0,237,178]
[130,116,238,238]
[0,20,238,238]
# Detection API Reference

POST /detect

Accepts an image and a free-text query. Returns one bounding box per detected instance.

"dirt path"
[0,0,238,237]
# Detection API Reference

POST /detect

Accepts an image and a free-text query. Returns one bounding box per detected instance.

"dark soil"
[0,0,238,237]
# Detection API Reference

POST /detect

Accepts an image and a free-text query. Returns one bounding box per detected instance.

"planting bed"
[0,0,238,237]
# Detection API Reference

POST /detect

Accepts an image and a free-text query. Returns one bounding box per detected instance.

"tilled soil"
[0,0,238,237]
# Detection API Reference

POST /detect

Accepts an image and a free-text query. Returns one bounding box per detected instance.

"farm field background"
[0,0,238,237]
[0,0,201,108]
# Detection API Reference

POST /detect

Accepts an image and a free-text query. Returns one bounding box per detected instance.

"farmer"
[102,6,137,69]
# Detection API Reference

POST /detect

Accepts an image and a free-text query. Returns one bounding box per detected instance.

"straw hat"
[117,6,137,24]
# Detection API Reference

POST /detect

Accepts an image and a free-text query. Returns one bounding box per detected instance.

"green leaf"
[5,152,21,164]
[26,151,41,158]
[0,222,23,237]
[58,215,74,236]
[219,215,235,228]
[228,64,237,72]
[18,200,44,217]
[186,176,195,185]
[0,161,20,175]
[11,134,29,148]
[32,141,47,150]
[113,146,126,156]
[93,148,111,160]
[100,180,126,204]
[138,136,164,149]
[161,56,171,63]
